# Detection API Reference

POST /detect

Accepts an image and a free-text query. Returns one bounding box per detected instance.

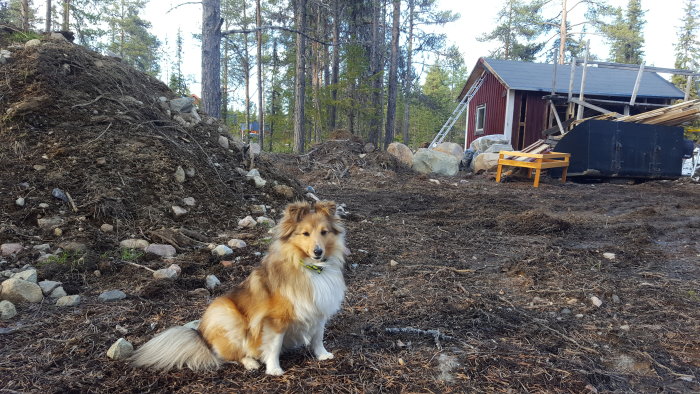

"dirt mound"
[0,38,304,253]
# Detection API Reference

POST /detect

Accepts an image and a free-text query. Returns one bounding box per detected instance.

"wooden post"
[568,57,576,101]
[549,100,565,134]
[685,75,693,101]
[576,41,590,120]
[630,62,645,106]
[551,49,558,95]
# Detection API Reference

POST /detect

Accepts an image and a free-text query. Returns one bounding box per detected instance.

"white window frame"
[475,104,486,135]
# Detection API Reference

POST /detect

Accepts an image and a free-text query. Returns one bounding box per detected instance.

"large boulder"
[470,134,511,153]
[472,152,501,173]
[484,143,514,154]
[0,278,43,303]
[387,142,413,167]
[433,142,464,161]
[412,148,460,176]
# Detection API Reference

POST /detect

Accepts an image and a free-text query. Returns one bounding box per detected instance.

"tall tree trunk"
[384,0,400,149]
[270,38,278,151]
[256,0,264,150]
[559,0,567,64]
[368,0,382,146]
[243,0,251,141]
[401,0,414,145]
[62,0,70,31]
[21,0,30,31]
[202,0,222,118]
[329,1,340,131]
[45,0,52,32]
[221,29,229,123]
[312,4,322,143]
[293,0,308,153]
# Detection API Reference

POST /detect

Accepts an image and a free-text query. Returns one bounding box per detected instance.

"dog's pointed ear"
[276,201,311,240]
[314,200,337,217]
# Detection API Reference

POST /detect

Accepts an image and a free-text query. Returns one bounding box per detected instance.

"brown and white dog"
[130,200,346,375]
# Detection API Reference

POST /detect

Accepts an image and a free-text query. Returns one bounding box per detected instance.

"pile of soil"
[0,37,303,255]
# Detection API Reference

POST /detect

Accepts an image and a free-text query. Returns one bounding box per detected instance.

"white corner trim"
[503,89,515,142]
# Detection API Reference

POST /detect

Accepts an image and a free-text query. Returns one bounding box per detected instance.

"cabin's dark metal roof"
[460,58,684,100]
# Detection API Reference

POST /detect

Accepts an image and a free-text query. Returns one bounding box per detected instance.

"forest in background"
[2,0,699,151]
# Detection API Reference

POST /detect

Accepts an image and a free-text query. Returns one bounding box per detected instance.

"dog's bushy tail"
[130,326,220,371]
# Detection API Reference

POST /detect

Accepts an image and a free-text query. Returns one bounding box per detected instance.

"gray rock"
[227,239,247,249]
[169,97,195,113]
[119,239,149,250]
[39,280,62,295]
[363,142,376,153]
[49,32,67,41]
[1,243,23,256]
[25,39,41,48]
[1,278,43,303]
[206,275,221,290]
[211,245,233,257]
[183,320,200,330]
[168,264,181,276]
[560,308,572,315]
[1,270,14,278]
[484,143,514,154]
[33,244,51,253]
[256,217,275,226]
[235,167,249,177]
[55,294,80,307]
[249,143,261,155]
[218,135,230,149]
[100,223,114,233]
[174,166,186,183]
[37,216,65,229]
[145,244,176,258]
[273,185,295,199]
[95,157,107,165]
[15,197,25,207]
[412,148,460,176]
[182,197,196,207]
[38,203,49,208]
[0,49,12,64]
[238,216,257,229]
[107,338,134,360]
[387,142,414,167]
[12,269,37,283]
[98,290,126,302]
[251,176,267,188]
[171,205,188,217]
[612,294,621,304]
[49,286,67,298]
[471,152,500,173]
[469,134,511,153]
[250,204,266,215]
[0,300,17,319]
[591,296,603,307]
[433,142,464,161]
[246,169,261,178]
[59,241,86,252]
[153,267,179,279]
[51,188,69,202]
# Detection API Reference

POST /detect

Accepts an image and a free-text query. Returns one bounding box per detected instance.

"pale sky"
[144,0,688,97]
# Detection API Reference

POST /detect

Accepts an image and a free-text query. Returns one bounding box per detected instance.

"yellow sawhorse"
[495,151,571,188]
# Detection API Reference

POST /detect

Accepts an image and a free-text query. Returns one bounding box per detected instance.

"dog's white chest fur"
[283,256,345,348]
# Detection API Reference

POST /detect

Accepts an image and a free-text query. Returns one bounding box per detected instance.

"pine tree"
[673,0,700,97]
[168,29,189,96]
[603,0,645,64]
[478,0,547,61]
[104,0,161,75]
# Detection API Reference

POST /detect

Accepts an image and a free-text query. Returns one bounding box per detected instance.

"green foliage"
[119,248,143,261]
[478,0,548,61]
[673,0,700,98]
[7,31,42,43]
[602,0,646,64]
[38,250,85,271]
[168,29,190,96]
[104,0,161,76]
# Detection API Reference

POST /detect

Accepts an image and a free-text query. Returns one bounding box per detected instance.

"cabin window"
[475,105,486,135]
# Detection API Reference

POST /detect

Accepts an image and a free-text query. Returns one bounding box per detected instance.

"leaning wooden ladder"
[429,73,486,148]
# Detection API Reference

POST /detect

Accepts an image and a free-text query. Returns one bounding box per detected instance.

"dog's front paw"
[241,357,260,371]
[265,366,284,376]
[316,351,334,361]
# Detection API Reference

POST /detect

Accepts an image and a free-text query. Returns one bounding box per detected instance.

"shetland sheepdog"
[130,200,346,376]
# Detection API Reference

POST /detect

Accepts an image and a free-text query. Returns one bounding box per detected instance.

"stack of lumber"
[614,99,700,126]
[570,112,620,128]
[505,139,551,162]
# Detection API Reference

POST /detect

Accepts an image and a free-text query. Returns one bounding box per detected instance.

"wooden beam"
[549,100,565,135]
[685,75,693,101]
[630,62,645,106]
[570,98,619,116]
[568,58,576,101]
[577,41,590,120]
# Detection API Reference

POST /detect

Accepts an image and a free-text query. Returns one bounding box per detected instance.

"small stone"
[38,216,65,229]
[389,260,399,267]
[211,245,233,257]
[15,197,25,207]
[33,244,51,253]
[33,164,46,171]
[174,166,186,183]
[238,216,257,229]
[227,239,247,249]
[25,39,41,47]
[185,167,196,178]
[12,269,37,283]
[51,188,68,202]
[561,308,572,315]
[39,280,62,295]
[273,185,295,199]
[107,338,134,360]
[49,286,67,298]
[38,203,49,208]
[183,320,200,330]
[115,325,129,335]
[619,324,630,331]
[55,294,81,307]
[93,270,101,277]
[54,228,63,236]
[153,267,179,280]
[172,205,188,217]
[96,157,107,165]
[218,135,230,149]
[1,243,23,256]
[189,288,210,297]
[220,260,234,267]
[206,275,221,290]
[98,290,127,302]
[145,244,177,258]
[603,252,616,260]
[363,143,376,153]
[575,314,584,318]
[168,264,181,275]
[429,179,441,185]
[119,239,149,250]
[251,176,267,188]
[0,300,17,319]
[246,169,260,178]
[590,296,603,307]
[250,204,267,215]
[256,216,275,227]
[100,223,114,233]
[0,278,43,303]
[182,197,196,206]
[59,241,86,252]
[566,298,578,305]
[612,294,621,304]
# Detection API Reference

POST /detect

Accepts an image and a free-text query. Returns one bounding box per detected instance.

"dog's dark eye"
[321,230,328,236]
[303,232,310,237]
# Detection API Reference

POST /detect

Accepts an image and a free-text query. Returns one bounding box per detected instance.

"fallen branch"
[117,260,155,273]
